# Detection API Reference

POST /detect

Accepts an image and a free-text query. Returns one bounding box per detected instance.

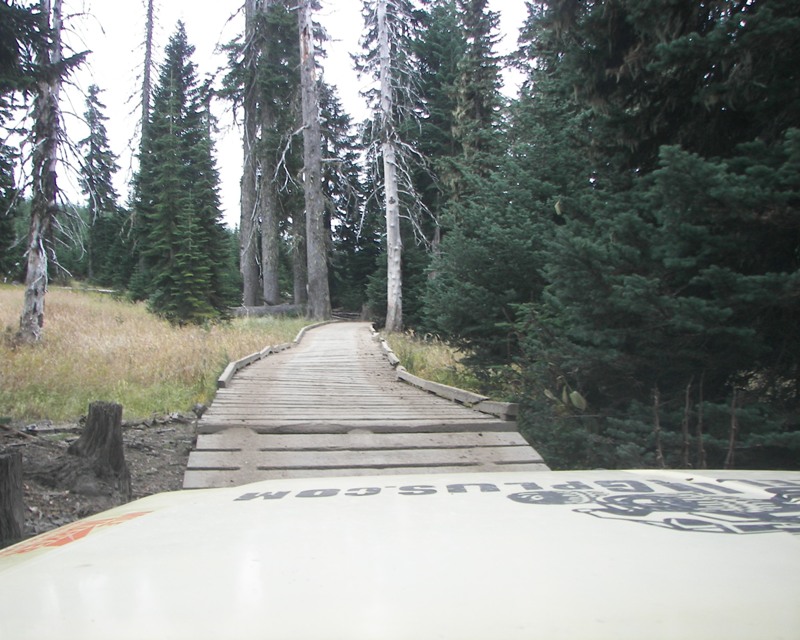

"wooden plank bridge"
[183,322,547,489]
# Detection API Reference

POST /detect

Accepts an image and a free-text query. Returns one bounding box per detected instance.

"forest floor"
[1,414,195,542]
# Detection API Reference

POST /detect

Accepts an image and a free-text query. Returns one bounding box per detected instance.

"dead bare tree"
[240,0,262,306]
[18,0,64,343]
[377,0,403,332]
[358,0,434,332]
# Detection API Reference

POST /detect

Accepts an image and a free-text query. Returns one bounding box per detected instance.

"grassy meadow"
[0,286,308,422]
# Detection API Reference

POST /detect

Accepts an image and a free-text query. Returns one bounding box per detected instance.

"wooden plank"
[202,409,491,420]
[183,462,551,489]
[195,431,532,452]
[197,419,515,435]
[187,446,542,470]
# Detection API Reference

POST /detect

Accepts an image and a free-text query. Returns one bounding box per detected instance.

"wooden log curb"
[373,327,519,421]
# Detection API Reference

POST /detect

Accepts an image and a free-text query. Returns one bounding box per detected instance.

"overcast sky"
[64,0,528,226]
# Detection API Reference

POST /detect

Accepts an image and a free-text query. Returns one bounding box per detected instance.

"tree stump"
[0,451,24,548]
[67,402,131,501]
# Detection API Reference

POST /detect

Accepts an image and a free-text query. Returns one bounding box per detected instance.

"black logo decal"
[508,486,800,535]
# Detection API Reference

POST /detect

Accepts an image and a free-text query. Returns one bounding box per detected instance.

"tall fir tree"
[512,0,800,470]
[0,0,41,282]
[132,23,232,324]
[78,84,129,285]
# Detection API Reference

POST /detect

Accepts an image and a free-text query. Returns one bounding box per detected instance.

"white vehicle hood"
[1,470,799,640]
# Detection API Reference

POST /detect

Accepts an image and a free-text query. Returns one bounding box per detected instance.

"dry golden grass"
[0,286,308,421]
[383,330,481,393]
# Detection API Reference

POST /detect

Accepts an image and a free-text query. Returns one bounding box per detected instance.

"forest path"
[183,322,547,488]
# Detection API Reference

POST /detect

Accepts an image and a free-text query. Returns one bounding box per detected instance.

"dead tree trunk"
[68,402,131,501]
[293,219,308,305]
[260,149,281,305]
[378,0,402,332]
[0,452,24,548]
[141,0,154,125]
[299,0,331,320]
[240,0,262,307]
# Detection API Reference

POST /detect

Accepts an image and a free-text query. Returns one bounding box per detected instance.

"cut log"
[0,452,24,547]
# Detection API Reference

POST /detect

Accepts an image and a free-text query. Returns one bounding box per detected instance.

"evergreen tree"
[410,0,464,211]
[0,1,41,282]
[78,84,127,284]
[0,96,20,280]
[452,0,503,172]
[419,0,520,358]
[512,0,800,470]
[132,23,232,323]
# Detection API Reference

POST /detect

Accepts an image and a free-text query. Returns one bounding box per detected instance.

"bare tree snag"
[141,0,154,125]
[378,0,403,332]
[299,0,331,320]
[240,0,262,307]
[18,0,63,344]
[0,452,24,547]
[67,402,131,501]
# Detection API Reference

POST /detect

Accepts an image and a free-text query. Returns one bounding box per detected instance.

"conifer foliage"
[511,0,800,469]
[131,23,232,324]
[78,84,128,285]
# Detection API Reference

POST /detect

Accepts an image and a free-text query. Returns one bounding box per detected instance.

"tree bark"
[18,0,63,343]
[378,0,402,332]
[260,151,281,305]
[0,452,24,548]
[299,0,331,320]
[293,217,307,305]
[240,0,261,307]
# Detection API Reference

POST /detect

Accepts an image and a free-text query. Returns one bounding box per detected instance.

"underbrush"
[0,286,308,421]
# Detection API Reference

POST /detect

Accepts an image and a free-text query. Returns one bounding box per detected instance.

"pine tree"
[452,0,502,171]
[132,23,231,324]
[0,2,40,282]
[78,84,124,283]
[512,0,800,470]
